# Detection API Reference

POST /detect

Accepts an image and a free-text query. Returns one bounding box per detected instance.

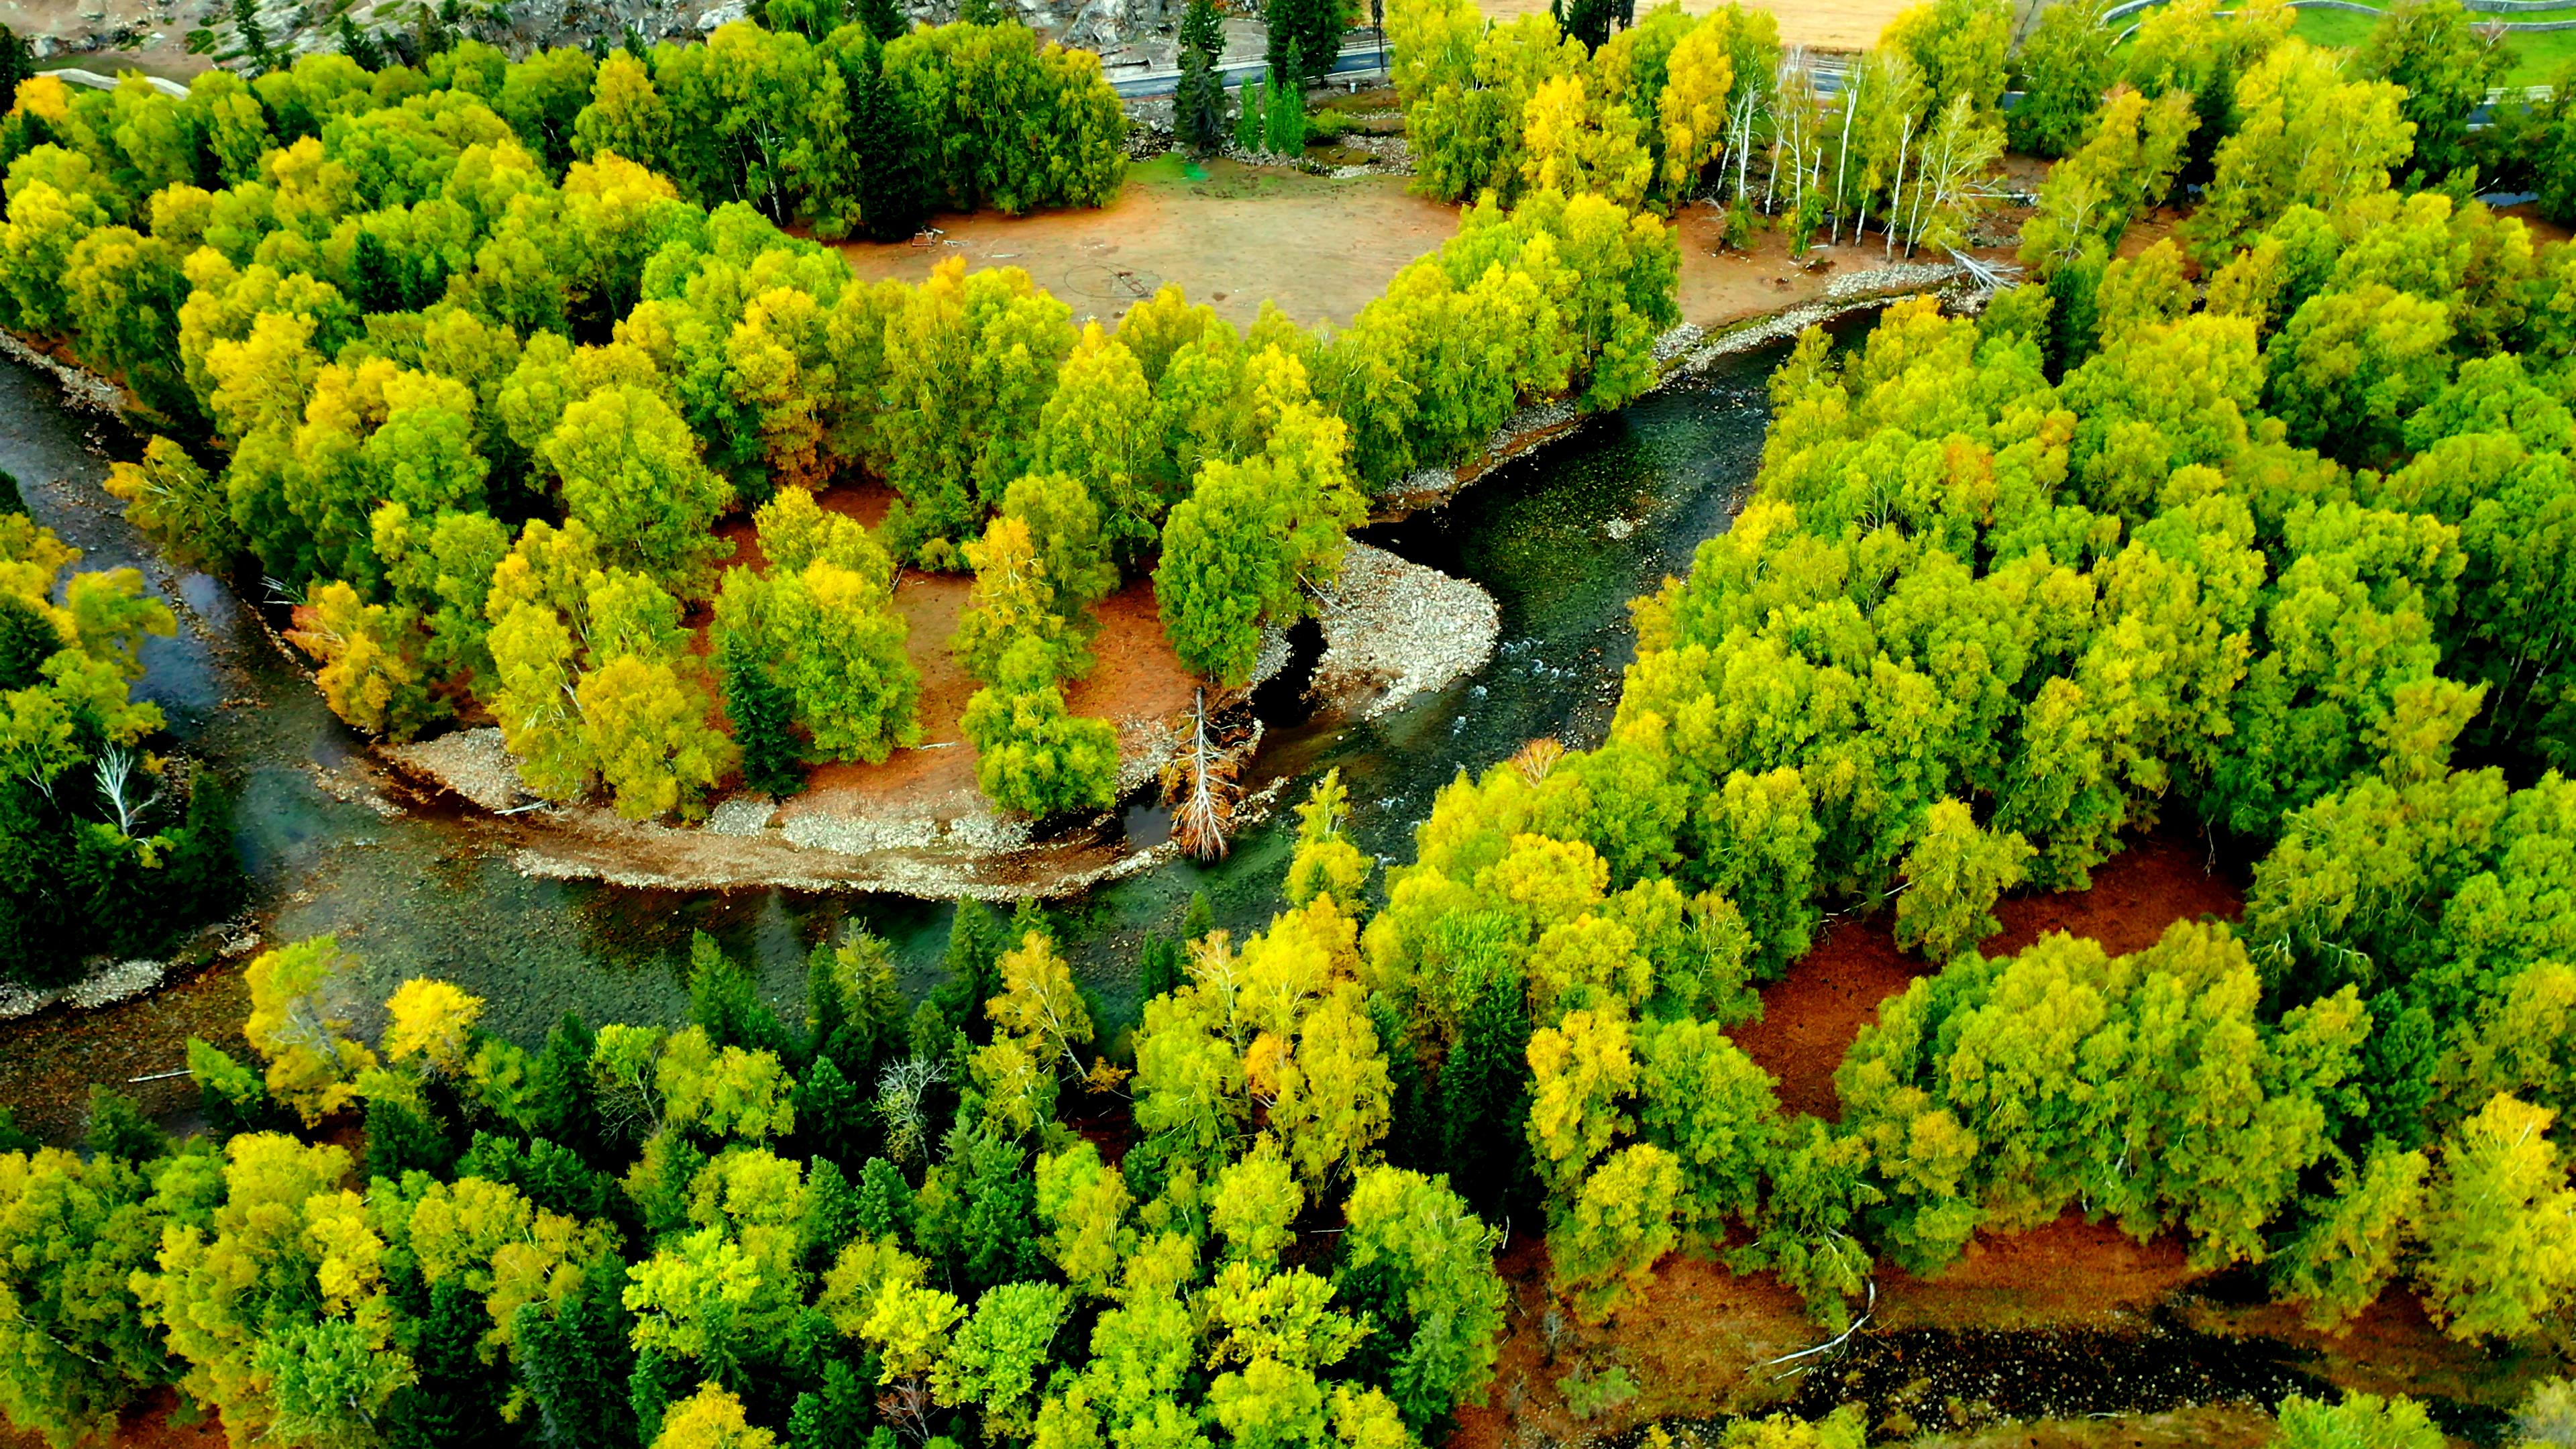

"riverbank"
[1375,256,1972,519]
[374,539,1501,898]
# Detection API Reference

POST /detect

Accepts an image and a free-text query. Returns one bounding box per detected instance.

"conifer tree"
[719,631,804,799]
[1176,0,1231,155]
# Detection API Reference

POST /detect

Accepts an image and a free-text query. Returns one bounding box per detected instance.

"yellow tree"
[241,938,380,1124]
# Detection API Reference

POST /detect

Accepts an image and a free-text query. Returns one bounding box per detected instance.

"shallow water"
[0,325,1816,1074]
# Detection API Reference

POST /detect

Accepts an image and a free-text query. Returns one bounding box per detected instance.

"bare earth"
[842,158,1464,333]
[847,154,1986,342]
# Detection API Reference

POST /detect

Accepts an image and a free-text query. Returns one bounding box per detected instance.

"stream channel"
[0,321,1811,1078]
[0,314,2511,1441]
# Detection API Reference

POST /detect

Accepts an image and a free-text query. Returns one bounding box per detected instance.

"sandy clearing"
[841,157,1465,333]
[845,153,1994,347]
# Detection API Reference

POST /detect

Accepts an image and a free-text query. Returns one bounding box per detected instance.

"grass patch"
[1126,152,1205,186]
[2284,4,2576,85]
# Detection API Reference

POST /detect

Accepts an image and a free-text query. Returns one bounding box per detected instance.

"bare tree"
[1162,688,1238,859]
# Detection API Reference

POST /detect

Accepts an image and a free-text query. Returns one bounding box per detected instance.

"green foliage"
[2271,1391,2445,1449]
[1175,0,1231,154]
[1890,798,2031,961]
[2007,0,2115,158]
[959,635,1120,817]
[2359,0,2510,190]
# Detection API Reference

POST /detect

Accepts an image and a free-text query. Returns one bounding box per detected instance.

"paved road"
[1110,38,1390,98]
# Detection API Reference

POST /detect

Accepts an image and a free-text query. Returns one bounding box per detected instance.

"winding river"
[0,320,1821,1120]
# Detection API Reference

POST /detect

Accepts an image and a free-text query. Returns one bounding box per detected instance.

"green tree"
[1156,457,1295,684]
[1890,798,2032,961]
[717,628,803,797]
[959,635,1121,817]
[2416,1092,2576,1340]
[1267,0,1342,87]
[2359,0,2510,190]
[2006,0,2114,159]
[1175,0,1231,154]
[1335,1165,1505,1431]
[2271,1391,2444,1449]
[543,383,735,592]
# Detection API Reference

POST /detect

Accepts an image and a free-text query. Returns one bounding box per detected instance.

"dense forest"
[3,0,2576,1442]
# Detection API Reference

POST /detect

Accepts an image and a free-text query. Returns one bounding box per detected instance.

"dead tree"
[1163,687,1238,860]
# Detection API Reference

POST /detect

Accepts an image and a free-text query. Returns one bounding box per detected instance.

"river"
[0,325,1811,1131]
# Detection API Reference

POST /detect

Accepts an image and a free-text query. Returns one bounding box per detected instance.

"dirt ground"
[1732,833,2248,1123]
[708,482,1199,820]
[843,153,1985,343]
[841,156,1465,333]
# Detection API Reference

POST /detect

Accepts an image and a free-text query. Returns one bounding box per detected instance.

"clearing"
[1731,830,2248,1122]
[843,152,1983,341]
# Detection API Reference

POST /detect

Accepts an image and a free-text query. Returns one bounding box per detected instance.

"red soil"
[1732,833,2249,1124]
[702,481,1201,817]
[1876,1212,2201,1329]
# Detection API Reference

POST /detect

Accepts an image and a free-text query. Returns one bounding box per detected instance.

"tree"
[877,258,1075,555]
[1885,0,2012,122]
[1157,458,1293,684]
[1550,1142,1684,1322]
[961,635,1121,818]
[718,629,803,797]
[1268,0,1342,87]
[1525,1006,1636,1199]
[2359,0,2510,190]
[544,383,735,592]
[2272,1392,2444,1449]
[2185,41,2414,264]
[2007,0,2114,159]
[286,581,439,741]
[932,1281,1070,1438]
[1335,1166,1506,1430]
[766,555,921,764]
[1035,326,1167,558]
[0,1148,170,1446]
[241,937,381,1124]
[1890,798,2032,961]
[2416,1093,2576,1340]
[1635,1017,1777,1242]
[1175,0,1231,154]
[2263,284,2453,467]
[649,1383,774,1449]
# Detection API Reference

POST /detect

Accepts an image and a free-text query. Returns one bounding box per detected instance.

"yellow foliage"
[381,977,486,1077]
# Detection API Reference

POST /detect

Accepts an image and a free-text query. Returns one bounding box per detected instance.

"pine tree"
[858,0,904,40]
[0,26,32,98]
[1266,0,1338,85]
[1236,74,1267,152]
[1265,51,1307,156]
[335,14,385,68]
[515,1262,639,1449]
[720,631,804,798]
[845,36,934,241]
[1175,0,1230,154]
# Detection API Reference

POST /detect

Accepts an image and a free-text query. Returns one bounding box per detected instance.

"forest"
[1,0,2575,1441]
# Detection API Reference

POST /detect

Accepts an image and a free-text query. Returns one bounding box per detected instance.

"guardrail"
[2108,0,2576,27]
[1108,37,1387,99]
[36,66,191,98]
